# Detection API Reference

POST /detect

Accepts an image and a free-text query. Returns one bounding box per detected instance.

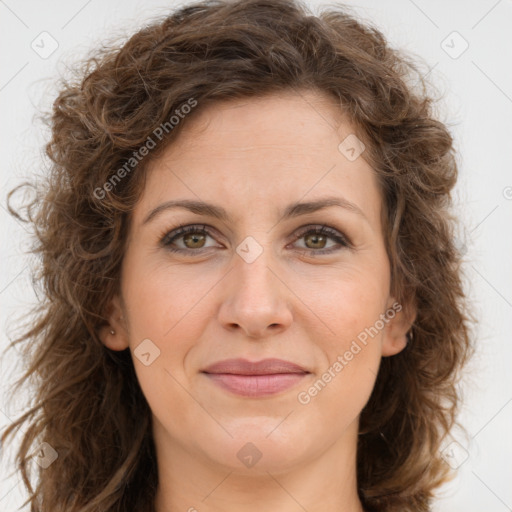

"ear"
[98,294,130,351]
[381,298,416,357]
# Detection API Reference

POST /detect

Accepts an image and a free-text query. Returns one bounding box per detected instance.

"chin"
[192,419,319,474]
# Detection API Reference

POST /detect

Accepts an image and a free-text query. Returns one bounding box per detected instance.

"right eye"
[160,224,222,253]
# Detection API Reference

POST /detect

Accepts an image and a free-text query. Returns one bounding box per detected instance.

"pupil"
[181,232,327,250]
[185,233,205,248]
[307,234,325,249]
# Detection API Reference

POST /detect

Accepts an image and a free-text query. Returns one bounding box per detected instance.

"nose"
[217,246,293,339]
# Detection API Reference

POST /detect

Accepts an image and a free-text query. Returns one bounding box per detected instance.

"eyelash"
[159,223,351,257]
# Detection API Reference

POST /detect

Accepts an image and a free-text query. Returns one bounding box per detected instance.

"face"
[101,89,414,475]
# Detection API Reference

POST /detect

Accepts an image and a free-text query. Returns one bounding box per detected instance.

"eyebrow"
[142,195,369,226]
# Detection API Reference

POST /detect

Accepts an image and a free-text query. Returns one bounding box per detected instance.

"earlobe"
[98,295,130,351]
[381,327,411,357]
[381,299,416,357]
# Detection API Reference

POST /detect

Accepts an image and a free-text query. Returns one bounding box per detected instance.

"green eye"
[160,224,351,255]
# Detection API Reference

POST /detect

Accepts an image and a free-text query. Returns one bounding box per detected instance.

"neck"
[153,417,365,512]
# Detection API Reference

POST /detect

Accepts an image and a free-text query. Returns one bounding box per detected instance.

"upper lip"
[202,358,309,375]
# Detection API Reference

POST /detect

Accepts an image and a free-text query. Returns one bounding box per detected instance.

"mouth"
[201,358,310,397]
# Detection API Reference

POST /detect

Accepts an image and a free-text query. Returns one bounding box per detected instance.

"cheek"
[120,255,220,404]
[293,277,385,423]
[131,357,205,457]
[291,268,386,415]
[122,253,218,342]
[295,265,389,350]
[294,347,380,441]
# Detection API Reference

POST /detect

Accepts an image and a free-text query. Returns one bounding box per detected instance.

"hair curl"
[1,0,474,511]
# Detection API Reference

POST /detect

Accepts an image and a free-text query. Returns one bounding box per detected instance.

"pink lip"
[202,358,310,397]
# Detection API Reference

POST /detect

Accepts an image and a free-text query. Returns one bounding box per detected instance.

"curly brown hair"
[1,0,474,511]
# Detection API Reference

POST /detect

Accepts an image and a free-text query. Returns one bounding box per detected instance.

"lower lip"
[203,372,308,397]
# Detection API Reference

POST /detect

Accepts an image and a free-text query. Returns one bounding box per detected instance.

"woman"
[1,0,473,510]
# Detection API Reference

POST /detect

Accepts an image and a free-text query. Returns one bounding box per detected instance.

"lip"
[202,358,310,397]
[202,358,308,375]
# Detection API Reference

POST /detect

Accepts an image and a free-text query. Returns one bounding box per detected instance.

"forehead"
[134,90,382,231]
[170,90,350,157]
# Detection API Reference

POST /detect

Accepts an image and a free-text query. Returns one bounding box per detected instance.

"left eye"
[292,225,350,254]
[160,224,350,255]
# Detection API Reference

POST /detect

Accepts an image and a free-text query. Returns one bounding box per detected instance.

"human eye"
[290,224,352,256]
[159,223,351,257]
[159,224,222,254]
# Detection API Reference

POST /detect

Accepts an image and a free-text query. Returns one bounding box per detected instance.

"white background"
[1,0,511,510]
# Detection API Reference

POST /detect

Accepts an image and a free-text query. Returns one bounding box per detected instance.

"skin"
[100,89,415,512]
